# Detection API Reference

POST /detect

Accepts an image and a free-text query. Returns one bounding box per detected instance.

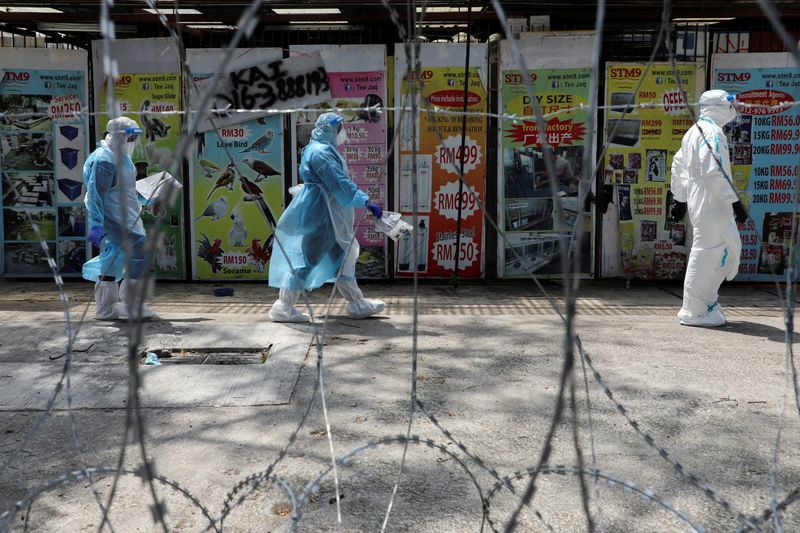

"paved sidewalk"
[0,279,797,532]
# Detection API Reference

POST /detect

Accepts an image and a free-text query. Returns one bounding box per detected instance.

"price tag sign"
[194,52,332,132]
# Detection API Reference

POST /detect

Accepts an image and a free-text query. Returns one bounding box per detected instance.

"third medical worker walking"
[670,90,748,327]
[267,113,385,323]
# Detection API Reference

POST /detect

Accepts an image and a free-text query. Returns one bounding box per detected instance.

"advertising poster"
[713,54,800,280]
[98,72,184,278]
[395,44,487,278]
[500,69,592,277]
[291,45,388,279]
[187,48,285,280]
[604,62,703,279]
[498,33,596,279]
[0,49,89,277]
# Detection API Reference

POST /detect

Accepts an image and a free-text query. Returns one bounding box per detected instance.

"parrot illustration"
[197,233,224,273]
[195,196,229,222]
[198,158,221,178]
[241,130,274,153]
[206,162,237,201]
[242,157,280,182]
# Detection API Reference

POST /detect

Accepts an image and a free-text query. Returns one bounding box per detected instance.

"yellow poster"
[604,62,703,279]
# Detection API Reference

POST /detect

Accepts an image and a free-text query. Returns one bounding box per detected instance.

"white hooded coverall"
[670,90,741,327]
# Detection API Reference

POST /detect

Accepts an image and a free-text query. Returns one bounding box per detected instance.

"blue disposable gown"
[269,130,369,291]
[82,142,150,282]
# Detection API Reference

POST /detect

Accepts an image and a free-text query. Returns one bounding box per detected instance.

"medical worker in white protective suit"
[83,117,158,320]
[268,112,385,322]
[670,90,748,327]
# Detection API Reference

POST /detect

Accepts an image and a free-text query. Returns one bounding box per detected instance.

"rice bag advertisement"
[714,66,800,280]
[99,73,184,278]
[291,44,388,279]
[604,62,703,279]
[1,63,89,277]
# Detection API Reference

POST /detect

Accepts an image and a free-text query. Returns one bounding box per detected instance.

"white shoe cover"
[268,300,311,323]
[346,298,385,319]
[117,302,160,321]
[678,310,726,327]
[119,279,160,321]
[94,281,120,320]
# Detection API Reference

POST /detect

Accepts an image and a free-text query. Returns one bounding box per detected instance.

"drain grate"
[139,346,271,365]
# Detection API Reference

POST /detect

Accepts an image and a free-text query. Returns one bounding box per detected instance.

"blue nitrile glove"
[366,202,383,220]
[88,225,105,247]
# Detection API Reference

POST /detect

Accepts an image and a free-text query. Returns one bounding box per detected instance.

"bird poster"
[98,72,184,279]
[190,114,284,280]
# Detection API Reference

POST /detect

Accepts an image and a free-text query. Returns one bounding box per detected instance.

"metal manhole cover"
[139,346,271,365]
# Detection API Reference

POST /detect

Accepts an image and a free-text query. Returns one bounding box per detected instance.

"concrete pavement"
[0,279,798,532]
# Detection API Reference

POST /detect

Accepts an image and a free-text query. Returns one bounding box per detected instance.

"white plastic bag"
[374,211,413,242]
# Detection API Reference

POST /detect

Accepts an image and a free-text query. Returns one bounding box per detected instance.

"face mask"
[125,142,136,156]
[336,128,348,146]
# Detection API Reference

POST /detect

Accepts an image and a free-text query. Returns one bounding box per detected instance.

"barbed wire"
[3,98,800,125]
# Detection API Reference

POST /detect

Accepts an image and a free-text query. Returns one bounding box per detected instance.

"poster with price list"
[291,45,388,279]
[604,62,704,280]
[0,49,89,277]
[713,53,800,280]
[394,44,487,278]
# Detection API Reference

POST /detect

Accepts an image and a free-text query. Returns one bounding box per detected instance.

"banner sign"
[500,67,592,277]
[189,57,284,280]
[291,45,388,278]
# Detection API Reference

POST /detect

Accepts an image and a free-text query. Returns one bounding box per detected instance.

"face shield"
[105,117,142,157]
[727,93,742,126]
[331,115,348,146]
[721,93,744,141]
[123,128,140,156]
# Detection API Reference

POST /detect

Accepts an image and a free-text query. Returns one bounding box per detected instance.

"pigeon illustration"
[195,196,229,222]
[242,157,280,182]
[241,130,274,153]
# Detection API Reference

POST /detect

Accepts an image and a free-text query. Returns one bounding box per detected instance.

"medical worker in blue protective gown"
[670,90,748,327]
[268,112,385,322]
[83,117,159,320]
